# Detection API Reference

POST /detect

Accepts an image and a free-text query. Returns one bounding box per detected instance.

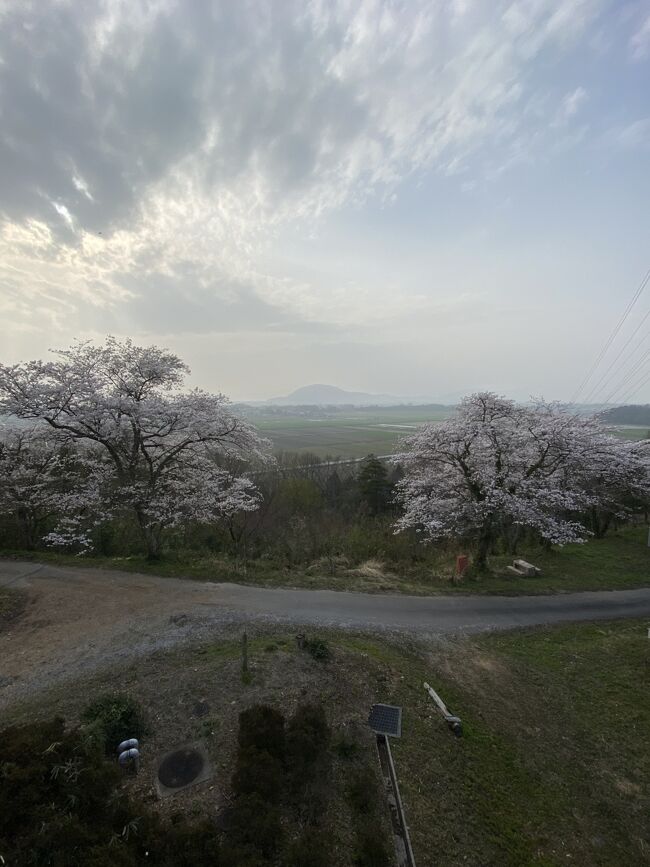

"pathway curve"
[2,560,649,709]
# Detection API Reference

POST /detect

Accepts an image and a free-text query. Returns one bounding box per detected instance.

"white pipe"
[423,682,462,736]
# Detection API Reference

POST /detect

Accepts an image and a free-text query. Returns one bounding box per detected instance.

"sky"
[0,0,649,404]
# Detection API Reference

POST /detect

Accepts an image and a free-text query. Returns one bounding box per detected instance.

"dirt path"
[2,559,650,710]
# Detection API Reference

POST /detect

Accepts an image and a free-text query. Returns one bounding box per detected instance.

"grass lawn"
[387,618,650,865]
[3,524,649,596]
[5,620,648,865]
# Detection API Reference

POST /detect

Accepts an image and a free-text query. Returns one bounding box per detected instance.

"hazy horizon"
[1,1,649,404]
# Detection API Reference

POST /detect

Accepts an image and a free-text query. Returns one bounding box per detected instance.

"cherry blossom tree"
[393,392,650,572]
[0,338,269,558]
[0,424,107,550]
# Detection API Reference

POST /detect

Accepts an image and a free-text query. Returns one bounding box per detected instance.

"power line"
[570,267,650,404]
[601,347,650,404]
[617,367,650,406]
[586,327,650,403]
[582,307,650,404]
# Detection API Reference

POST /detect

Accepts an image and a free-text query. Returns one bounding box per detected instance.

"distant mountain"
[266,384,408,406]
[598,404,650,426]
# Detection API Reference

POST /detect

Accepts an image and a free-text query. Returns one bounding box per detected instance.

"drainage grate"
[368,704,402,738]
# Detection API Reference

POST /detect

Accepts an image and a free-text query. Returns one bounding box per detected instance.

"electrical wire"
[617,367,650,405]
[601,346,650,405]
[570,267,650,404]
[583,327,650,403]
[582,307,650,404]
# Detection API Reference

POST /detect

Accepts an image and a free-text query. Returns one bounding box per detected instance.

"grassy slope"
[5,524,649,596]
[344,620,649,866]
[5,622,648,866]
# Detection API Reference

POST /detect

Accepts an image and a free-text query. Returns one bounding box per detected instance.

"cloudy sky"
[1,0,649,403]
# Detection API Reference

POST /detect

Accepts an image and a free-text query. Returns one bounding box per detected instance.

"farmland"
[241,405,455,457]
[240,405,647,457]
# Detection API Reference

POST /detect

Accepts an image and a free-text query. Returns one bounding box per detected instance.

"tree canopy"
[394,392,650,569]
[0,338,270,557]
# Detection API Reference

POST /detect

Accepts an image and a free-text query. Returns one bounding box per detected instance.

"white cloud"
[3,0,641,400]
[610,117,650,149]
[560,86,588,120]
[630,13,650,60]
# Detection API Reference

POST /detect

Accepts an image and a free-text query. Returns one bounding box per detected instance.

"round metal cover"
[157,747,205,789]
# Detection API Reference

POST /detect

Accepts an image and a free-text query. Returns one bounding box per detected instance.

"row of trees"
[1,338,649,572]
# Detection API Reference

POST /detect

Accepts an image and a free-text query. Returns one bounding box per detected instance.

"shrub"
[0,717,221,866]
[286,704,330,765]
[287,828,330,867]
[227,793,283,857]
[232,746,283,803]
[334,731,360,760]
[82,692,147,755]
[219,843,269,867]
[303,637,331,662]
[238,705,285,760]
[348,766,380,815]
[354,821,392,867]
[285,704,331,800]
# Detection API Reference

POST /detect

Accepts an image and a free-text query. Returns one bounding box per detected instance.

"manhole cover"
[158,747,204,788]
[155,741,215,796]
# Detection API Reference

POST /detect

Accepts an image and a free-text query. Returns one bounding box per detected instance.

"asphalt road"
[1,559,650,708]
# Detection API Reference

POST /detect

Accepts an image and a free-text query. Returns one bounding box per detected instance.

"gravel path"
[2,559,650,710]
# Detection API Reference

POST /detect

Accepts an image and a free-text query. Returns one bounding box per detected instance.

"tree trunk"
[17,508,38,550]
[135,506,162,560]
[475,522,494,573]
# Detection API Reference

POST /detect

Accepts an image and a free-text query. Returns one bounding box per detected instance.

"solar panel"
[368,703,402,738]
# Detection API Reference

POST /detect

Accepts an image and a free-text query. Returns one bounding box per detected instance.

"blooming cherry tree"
[0,424,107,550]
[0,338,270,558]
[393,392,650,571]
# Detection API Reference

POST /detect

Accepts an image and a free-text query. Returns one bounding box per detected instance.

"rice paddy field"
[610,424,649,441]
[246,405,646,457]
[247,405,454,457]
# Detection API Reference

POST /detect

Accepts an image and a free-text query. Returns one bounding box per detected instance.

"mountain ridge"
[266,384,411,406]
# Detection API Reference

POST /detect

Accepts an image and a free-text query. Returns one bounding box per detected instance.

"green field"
[250,406,454,457]
[248,408,646,457]
[611,424,649,441]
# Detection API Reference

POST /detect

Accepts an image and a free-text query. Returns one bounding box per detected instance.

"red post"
[455,555,469,577]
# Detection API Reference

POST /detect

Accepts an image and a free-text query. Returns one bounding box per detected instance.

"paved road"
[1,559,650,708]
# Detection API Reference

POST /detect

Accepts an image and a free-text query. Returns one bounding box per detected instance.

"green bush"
[227,793,283,858]
[238,705,285,761]
[334,731,360,760]
[219,843,269,867]
[285,703,331,810]
[286,704,330,769]
[354,821,392,867]
[82,692,147,755]
[303,637,331,662]
[0,717,220,866]
[286,828,330,867]
[348,766,380,815]
[232,746,283,803]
